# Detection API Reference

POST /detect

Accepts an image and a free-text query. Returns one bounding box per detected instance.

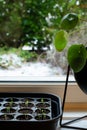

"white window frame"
[0,75,75,85]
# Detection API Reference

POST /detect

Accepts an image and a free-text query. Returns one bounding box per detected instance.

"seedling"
[37,113,47,120]
[9,101,13,107]
[25,100,29,107]
[42,113,46,120]
[6,107,10,113]
[24,114,29,120]
[41,98,44,103]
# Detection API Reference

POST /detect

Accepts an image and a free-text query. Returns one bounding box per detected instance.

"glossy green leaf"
[67,44,87,72]
[53,30,68,51]
[60,13,79,30]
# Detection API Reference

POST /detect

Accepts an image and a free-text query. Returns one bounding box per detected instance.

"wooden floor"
[57,111,87,130]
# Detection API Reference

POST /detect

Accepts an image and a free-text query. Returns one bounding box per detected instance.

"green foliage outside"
[0,0,86,62]
[0,0,62,51]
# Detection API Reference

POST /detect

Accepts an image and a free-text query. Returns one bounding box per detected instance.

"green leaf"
[67,44,87,73]
[60,13,79,30]
[53,30,68,51]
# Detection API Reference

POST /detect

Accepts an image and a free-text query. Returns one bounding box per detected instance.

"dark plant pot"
[74,62,87,94]
[0,92,62,130]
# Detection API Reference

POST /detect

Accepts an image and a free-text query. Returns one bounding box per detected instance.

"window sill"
[0,75,75,85]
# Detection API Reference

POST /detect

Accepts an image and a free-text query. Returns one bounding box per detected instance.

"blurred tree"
[0,0,86,52]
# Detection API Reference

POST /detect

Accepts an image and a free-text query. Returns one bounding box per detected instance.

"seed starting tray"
[0,92,62,130]
[0,97,52,121]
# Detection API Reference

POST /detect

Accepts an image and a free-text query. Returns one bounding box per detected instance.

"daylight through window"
[0,0,86,81]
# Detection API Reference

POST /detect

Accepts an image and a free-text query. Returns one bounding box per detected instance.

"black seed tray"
[0,92,62,130]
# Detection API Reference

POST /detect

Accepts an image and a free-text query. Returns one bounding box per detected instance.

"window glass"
[0,0,86,81]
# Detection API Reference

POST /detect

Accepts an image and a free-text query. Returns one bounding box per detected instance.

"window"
[0,0,86,83]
